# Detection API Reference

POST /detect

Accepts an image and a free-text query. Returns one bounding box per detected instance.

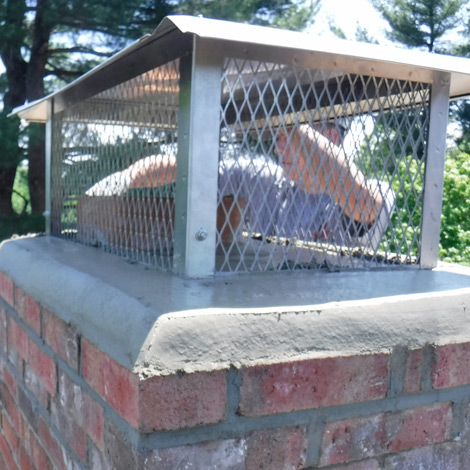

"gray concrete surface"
[0,236,469,375]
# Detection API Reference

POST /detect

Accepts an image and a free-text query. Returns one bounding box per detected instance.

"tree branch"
[45,66,85,79]
[12,188,29,214]
[48,47,114,58]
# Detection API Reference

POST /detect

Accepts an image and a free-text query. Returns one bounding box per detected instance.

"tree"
[0,0,315,227]
[452,4,470,151]
[370,0,470,267]
[453,101,470,153]
[0,0,170,218]
[371,0,465,52]
[174,0,319,30]
[440,149,470,264]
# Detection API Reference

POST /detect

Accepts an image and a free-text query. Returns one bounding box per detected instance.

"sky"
[309,0,466,47]
[308,0,391,43]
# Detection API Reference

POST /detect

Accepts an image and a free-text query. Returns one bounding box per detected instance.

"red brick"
[246,426,307,470]
[15,288,40,335]
[383,402,452,454]
[320,402,453,467]
[8,318,28,361]
[321,414,385,466]
[1,385,26,443]
[0,430,18,470]
[85,342,226,432]
[39,418,67,470]
[0,272,14,307]
[16,389,35,442]
[27,339,56,396]
[42,308,79,371]
[0,305,7,352]
[433,342,470,389]
[240,353,389,417]
[6,348,23,380]
[403,349,423,395]
[14,413,27,447]
[2,412,19,460]
[81,339,106,395]
[82,339,139,427]
[2,362,18,399]
[84,392,104,449]
[105,358,140,428]
[29,431,53,470]
[57,369,104,449]
[19,446,35,470]
[139,370,227,432]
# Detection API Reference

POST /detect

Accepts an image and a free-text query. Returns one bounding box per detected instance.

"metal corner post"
[44,99,53,235]
[419,71,451,269]
[173,38,223,277]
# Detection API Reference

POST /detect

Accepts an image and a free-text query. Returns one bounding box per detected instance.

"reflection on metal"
[18,16,470,277]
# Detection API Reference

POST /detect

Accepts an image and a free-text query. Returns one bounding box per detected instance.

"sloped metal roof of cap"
[11,14,470,122]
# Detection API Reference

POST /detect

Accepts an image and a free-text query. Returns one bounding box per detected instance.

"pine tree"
[371,0,465,52]
[0,0,315,226]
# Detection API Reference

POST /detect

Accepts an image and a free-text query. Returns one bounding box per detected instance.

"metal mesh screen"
[49,54,432,275]
[51,60,180,269]
[216,58,430,272]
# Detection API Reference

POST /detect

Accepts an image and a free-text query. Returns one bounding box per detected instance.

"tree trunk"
[0,0,27,216]
[0,167,18,216]
[25,0,51,214]
[27,124,46,214]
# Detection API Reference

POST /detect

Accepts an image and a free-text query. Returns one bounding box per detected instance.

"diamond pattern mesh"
[50,55,431,275]
[51,60,180,269]
[217,58,430,272]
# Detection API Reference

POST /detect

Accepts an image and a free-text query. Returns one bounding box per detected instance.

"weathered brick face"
[320,402,453,466]
[1,269,470,469]
[0,272,14,307]
[139,370,227,432]
[42,308,79,371]
[433,342,470,389]
[15,288,40,335]
[239,353,390,417]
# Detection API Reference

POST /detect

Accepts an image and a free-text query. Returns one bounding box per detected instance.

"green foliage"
[0,0,28,46]
[174,0,318,30]
[371,0,465,52]
[0,162,45,241]
[379,147,470,266]
[355,24,379,44]
[272,1,321,31]
[11,163,30,215]
[452,100,470,153]
[369,0,470,265]
[356,113,470,265]
[356,109,429,179]
[1,161,44,240]
[328,21,347,39]
[440,149,470,265]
